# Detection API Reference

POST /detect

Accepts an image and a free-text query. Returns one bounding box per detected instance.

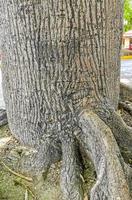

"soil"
[0,107,131,200]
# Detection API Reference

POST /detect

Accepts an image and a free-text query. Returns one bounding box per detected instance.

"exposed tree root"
[18,139,62,177]
[0,109,8,126]
[126,165,132,194]
[119,101,132,116]
[96,101,132,164]
[61,134,84,200]
[0,107,131,199]
[120,83,132,102]
[76,110,131,200]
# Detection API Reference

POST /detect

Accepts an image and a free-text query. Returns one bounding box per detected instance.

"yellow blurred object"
[121,55,132,59]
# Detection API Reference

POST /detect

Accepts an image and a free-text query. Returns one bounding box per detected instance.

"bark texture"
[0,0,131,200]
[77,110,130,200]
[0,109,8,126]
[119,101,132,116]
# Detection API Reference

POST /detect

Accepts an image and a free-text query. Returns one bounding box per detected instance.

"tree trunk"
[0,0,131,199]
[0,109,7,126]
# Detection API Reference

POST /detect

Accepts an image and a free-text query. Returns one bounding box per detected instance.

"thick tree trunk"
[0,0,131,199]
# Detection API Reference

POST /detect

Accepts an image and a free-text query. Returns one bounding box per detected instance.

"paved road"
[0,60,132,108]
[120,60,132,87]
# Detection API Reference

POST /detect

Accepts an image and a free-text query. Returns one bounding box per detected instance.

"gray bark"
[119,101,132,115]
[0,109,8,126]
[77,110,130,200]
[0,0,131,200]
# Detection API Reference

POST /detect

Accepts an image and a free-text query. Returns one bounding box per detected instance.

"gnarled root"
[61,134,84,200]
[19,139,62,177]
[97,102,132,164]
[120,83,132,102]
[76,110,131,200]
[0,134,62,179]
[119,101,132,116]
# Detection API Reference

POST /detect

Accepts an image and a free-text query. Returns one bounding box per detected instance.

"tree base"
[0,101,132,200]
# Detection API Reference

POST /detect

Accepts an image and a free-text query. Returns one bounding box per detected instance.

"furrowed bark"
[96,101,132,163]
[19,138,62,176]
[1,1,131,199]
[119,101,132,116]
[61,133,84,200]
[76,110,131,200]
[126,166,132,194]
[0,0,123,149]
[0,109,8,126]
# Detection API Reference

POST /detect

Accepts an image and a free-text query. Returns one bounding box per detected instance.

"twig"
[0,160,33,182]
[14,179,35,198]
